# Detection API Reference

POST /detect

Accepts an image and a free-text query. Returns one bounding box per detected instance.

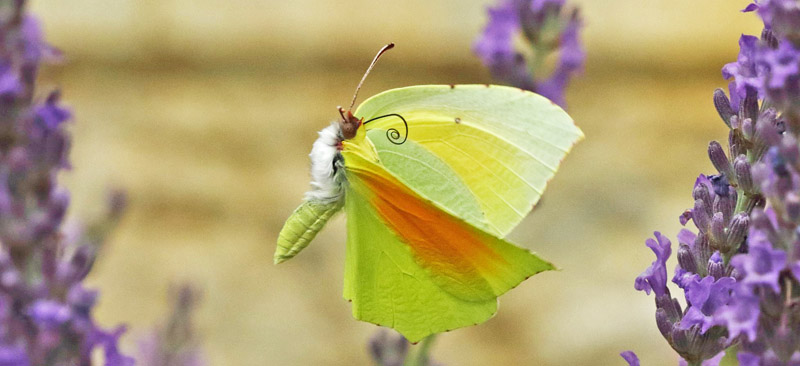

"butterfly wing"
[354,85,583,237]
[341,138,554,342]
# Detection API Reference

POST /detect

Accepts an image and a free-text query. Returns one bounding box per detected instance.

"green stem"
[405,334,437,366]
[527,43,550,80]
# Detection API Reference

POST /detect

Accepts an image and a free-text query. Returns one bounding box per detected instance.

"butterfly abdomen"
[274,123,347,264]
[275,199,344,264]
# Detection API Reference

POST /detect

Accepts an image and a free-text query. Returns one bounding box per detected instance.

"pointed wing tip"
[575,126,586,140]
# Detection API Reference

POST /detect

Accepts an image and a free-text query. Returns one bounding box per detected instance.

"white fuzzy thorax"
[305,122,345,202]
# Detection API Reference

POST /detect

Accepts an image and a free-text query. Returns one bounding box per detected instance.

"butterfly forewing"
[354,85,583,237]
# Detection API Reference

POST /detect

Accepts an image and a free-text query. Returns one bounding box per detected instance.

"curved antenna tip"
[347,43,396,112]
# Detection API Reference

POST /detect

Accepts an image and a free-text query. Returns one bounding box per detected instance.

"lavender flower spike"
[633,1,800,363]
[0,1,135,364]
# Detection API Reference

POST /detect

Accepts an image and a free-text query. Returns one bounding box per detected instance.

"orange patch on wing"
[352,168,508,298]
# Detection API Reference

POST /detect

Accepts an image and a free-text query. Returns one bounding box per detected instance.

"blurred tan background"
[29,0,762,365]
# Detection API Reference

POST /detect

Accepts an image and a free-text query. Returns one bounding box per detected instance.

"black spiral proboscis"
[362,113,408,145]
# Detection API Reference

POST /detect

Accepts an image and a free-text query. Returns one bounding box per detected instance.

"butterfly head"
[337,106,362,141]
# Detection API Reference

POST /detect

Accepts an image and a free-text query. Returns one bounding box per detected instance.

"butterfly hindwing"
[341,139,554,342]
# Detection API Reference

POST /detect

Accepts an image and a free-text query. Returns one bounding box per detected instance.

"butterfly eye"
[362,113,408,145]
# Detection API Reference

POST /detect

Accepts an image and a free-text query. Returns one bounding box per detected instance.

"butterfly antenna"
[348,43,394,112]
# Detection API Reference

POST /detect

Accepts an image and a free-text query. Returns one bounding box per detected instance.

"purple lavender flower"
[679,276,735,333]
[634,232,671,297]
[474,0,584,107]
[722,35,765,110]
[731,234,786,293]
[712,290,760,342]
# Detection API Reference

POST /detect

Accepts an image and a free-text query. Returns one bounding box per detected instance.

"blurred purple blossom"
[368,329,441,366]
[747,0,800,43]
[620,351,639,366]
[760,40,800,89]
[137,285,205,366]
[474,0,584,108]
[0,1,137,364]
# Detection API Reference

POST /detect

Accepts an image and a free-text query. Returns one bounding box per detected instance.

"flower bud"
[741,118,754,141]
[713,89,735,127]
[694,232,711,261]
[693,200,711,233]
[726,213,750,252]
[693,184,711,208]
[755,109,781,146]
[707,258,725,279]
[734,155,755,193]
[677,244,697,274]
[710,213,728,251]
[713,194,733,224]
[729,127,747,158]
[708,141,732,178]
[741,87,759,122]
